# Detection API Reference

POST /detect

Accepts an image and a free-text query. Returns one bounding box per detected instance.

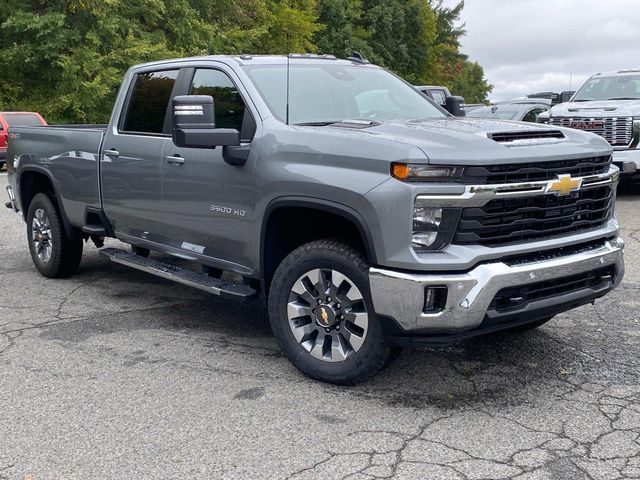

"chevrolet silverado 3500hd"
[5,54,624,384]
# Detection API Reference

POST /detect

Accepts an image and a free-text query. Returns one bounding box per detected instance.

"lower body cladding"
[370,238,624,346]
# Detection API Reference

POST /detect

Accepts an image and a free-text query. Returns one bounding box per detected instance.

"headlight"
[392,163,463,182]
[412,201,460,252]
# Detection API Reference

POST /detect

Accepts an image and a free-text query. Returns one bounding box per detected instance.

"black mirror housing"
[445,96,466,117]
[172,95,241,148]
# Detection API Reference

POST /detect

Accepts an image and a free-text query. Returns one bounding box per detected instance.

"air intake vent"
[488,130,565,143]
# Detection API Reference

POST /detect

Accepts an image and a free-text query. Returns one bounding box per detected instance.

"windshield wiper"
[608,97,640,100]
[293,121,341,126]
[572,99,594,102]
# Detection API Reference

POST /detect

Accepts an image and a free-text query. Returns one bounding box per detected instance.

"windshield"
[242,64,446,124]
[467,106,520,120]
[573,75,640,101]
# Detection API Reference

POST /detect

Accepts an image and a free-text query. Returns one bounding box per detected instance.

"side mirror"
[172,95,240,148]
[445,96,466,117]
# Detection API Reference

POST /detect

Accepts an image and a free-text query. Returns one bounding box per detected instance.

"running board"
[100,248,257,300]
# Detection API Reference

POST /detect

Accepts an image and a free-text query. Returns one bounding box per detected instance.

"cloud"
[445,0,640,101]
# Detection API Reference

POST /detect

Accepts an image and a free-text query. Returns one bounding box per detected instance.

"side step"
[100,248,257,300]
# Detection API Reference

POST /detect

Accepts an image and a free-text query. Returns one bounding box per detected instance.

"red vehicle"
[0,112,47,169]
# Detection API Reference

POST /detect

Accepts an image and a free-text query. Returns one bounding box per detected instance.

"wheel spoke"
[341,326,365,351]
[347,311,368,329]
[291,321,316,343]
[291,277,318,305]
[310,332,327,360]
[330,334,349,362]
[287,301,312,320]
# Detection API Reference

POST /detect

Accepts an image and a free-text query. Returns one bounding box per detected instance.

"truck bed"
[7,124,105,229]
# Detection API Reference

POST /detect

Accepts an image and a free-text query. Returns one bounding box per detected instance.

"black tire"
[131,245,150,258]
[26,193,83,278]
[268,240,395,385]
[504,316,554,333]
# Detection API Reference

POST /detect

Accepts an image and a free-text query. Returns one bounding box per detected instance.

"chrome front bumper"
[370,238,624,333]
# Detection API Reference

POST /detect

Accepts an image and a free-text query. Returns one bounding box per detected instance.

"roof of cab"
[131,54,375,70]
[592,69,640,77]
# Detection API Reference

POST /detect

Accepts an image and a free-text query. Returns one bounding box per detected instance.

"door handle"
[104,149,119,158]
[166,155,185,165]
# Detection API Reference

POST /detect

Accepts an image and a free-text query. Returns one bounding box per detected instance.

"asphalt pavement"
[1,172,639,480]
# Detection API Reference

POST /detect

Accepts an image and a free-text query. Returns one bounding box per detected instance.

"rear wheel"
[268,240,395,385]
[27,193,83,278]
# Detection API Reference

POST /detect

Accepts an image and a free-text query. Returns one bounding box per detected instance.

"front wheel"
[26,193,83,278]
[268,240,395,385]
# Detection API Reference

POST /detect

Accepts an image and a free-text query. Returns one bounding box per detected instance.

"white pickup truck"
[546,70,640,181]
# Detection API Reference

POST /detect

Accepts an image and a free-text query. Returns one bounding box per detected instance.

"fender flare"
[17,165,76,239]
[260,196,378,279]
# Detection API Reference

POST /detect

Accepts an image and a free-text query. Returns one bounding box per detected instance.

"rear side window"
[122,70,179,134]
[3,113,44,126]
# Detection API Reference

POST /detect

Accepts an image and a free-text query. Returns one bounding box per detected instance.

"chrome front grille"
[549,116,634,147]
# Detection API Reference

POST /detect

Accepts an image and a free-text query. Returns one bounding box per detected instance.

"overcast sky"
[444,0,640,101]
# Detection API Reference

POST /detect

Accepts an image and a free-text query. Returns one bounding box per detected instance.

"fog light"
[424,286,448,313]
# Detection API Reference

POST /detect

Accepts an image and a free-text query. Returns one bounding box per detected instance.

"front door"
[160,66,258,273]
[101,69,178,241]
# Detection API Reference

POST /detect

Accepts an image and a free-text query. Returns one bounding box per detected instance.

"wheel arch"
[260,197,377,294]
[18,167,76,239]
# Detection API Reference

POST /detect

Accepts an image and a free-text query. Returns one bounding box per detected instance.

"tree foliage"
[0,0,491,123]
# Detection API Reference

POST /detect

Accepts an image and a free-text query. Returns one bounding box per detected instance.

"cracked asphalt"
[1,173,639,480]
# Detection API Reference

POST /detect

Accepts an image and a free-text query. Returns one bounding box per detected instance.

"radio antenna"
[286,34,291,125]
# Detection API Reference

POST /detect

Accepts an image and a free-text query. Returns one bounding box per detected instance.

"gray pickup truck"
[5,54,624,384]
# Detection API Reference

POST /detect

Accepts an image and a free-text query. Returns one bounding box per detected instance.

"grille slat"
[461,155,610,184]
[548,116,633,146]
[454,186,613,246]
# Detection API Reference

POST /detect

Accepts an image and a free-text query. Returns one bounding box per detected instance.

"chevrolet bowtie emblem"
[547,174,582,196]
[321,308,329,324]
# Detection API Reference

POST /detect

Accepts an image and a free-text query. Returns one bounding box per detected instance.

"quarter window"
[189,69,246,131]
[122,70,179,134]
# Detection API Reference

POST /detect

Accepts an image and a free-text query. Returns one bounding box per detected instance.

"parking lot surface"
[1,173,639,480]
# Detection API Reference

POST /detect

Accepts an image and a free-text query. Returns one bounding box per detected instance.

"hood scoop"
[488,130,566,145]
[568,106,618,112]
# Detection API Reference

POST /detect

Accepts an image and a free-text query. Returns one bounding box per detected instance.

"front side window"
[243,64,446,125]
[189,69,246,131]
[122,70,179,134]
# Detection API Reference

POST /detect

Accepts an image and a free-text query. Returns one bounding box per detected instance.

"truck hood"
[324,117,612,165]
[550,99,640,117]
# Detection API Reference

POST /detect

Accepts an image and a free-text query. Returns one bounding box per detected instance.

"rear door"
[159,64,258,272]
[101,69,178,241]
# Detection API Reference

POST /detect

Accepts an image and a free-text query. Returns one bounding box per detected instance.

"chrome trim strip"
[370,238,624,332]
[416,165,619,208]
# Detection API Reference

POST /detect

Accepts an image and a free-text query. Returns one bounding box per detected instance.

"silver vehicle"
[5,55,624,384]
[468,101,549,123]
[547,70,640,180]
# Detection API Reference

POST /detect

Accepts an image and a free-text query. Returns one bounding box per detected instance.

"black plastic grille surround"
[460,155,611,185]
[489,266,615,313]
[454,186,614,246]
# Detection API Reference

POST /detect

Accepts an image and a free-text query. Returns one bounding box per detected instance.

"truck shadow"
[54,248,634,410]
